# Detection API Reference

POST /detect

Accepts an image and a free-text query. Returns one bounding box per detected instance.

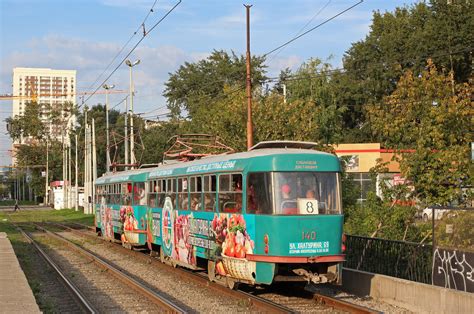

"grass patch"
[1,208,94,229]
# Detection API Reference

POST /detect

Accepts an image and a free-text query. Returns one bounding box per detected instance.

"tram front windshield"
[247,172,341,215]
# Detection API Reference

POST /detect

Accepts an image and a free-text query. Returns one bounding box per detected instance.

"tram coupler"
[293,268,336,284]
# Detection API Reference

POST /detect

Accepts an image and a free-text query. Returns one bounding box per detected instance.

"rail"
[313,293,381,314]
[15,225,98,313]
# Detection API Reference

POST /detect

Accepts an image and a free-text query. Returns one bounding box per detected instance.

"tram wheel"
[160,247,166,263]
[226,278,239,290]
[208,261,216,282]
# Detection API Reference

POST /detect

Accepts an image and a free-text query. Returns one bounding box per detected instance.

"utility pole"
[62,122,66,209]
[75,134,78,211]
[84,107,89,214]
[125,59,140,168]
[124,97,129,170]
[45,138,49,205]
[92,118,97,214]
[103,84,114,173]
[68,140,72,208]
[245,4,254,150]
[88,124,93,214]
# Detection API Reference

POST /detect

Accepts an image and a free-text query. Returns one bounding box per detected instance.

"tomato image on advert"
[120,206,139,244]
[210,214,256,282]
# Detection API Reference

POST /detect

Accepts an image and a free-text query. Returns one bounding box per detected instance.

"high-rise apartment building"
[11,67,77,165]
[12,67,76,144]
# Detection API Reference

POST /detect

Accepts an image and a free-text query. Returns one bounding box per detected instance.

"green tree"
[163,50,267,119]
[140,121,183,164]
[75,104,123,176]
[367,61,473,206]
[336,0,473,141]
[12,142,64,198]
[267,59,345,145]
[6,102,45,140]
[6,101,76,198]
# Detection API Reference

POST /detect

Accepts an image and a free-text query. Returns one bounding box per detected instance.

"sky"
[0,0,420,166]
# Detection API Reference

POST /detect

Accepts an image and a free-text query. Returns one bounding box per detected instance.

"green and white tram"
[95,141,345,287]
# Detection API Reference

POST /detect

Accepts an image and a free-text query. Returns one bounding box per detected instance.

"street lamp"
[125,59,140,169]
[102,83,115,173]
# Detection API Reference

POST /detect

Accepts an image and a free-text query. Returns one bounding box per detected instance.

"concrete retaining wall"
[343,268,474,313]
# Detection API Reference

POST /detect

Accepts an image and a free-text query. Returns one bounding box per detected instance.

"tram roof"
[96,168,150,184]
[96,148,340,184]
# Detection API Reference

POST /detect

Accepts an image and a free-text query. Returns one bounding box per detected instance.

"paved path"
[0,232,40,313]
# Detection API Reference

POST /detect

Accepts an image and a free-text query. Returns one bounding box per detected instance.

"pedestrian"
[14,199,20,212]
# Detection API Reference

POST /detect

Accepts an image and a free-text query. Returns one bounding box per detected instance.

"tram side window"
[247,173,273,214]
[109,184,114,204]
[113,184,119,204]
[178,177,189,210]
[157,179,166,207]
[133,182,146,205]
[101,185,106,204]
[166,178,176,208]
[109,185,114,204]
[203,175,216,212]
[218,174,242,213]
[122,183,132,205]
[102,185,106,203]
[190,176,202,211]
[97,185,101,203]
[148,180,156,207]
[105,184,111,203]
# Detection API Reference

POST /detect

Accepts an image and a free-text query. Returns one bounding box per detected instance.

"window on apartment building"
[352,173,374,203]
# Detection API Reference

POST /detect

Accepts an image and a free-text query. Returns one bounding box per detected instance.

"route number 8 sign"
[298,199,319,215]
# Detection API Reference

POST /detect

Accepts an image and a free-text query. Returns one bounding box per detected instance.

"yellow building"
[333,143,403,203]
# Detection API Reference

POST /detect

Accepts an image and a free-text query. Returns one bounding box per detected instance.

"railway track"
[24,223,187,313]
[15,225,97,313]
[48,222,293,313]
[241,282,380,314]
[55,222,381,313]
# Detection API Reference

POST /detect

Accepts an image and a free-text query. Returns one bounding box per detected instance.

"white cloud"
[0,35,202,114]
[215,12,246,25]
[266,55,302,77]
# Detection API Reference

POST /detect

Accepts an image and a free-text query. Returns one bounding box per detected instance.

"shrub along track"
[56,222,383,313]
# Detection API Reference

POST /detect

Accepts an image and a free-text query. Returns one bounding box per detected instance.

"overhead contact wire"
[263,0,364,57]
[84,0,182,105]
[86,0,159,91]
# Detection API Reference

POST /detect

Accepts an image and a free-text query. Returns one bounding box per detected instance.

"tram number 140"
[302,231,317,241]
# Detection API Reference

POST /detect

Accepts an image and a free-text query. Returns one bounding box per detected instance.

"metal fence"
[345,235,433,284]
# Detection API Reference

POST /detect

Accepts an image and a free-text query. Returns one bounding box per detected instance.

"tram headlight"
[341,233,346,252]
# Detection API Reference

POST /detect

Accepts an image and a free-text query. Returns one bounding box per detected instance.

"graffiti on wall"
[432,248,474,292]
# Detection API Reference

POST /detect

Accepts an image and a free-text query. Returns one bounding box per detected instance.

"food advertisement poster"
[159,198,256,280]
